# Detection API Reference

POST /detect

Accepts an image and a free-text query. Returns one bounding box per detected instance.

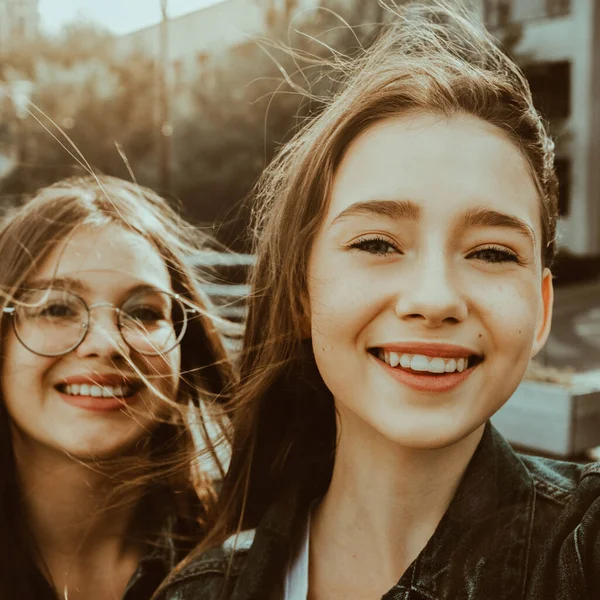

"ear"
[531,267,554,358]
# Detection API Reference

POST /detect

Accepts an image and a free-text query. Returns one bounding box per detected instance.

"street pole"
[159,0,171,193]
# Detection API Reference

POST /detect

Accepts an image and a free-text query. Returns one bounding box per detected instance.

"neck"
[311,412,484,588]
[13,431,147,568]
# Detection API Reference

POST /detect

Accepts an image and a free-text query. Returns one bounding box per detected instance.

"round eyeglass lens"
[118,290,186,356]
[13,289,88,356]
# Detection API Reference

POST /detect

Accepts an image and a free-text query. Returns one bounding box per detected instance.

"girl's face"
[2,223,181,460]
[307,112,553,449]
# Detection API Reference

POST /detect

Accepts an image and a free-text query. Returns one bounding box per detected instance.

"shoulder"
[152,530,256,600]
[517,458,600,596]
[520,454,600,505]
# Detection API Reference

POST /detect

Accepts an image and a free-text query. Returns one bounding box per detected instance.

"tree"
[0,26,159,202]
[0,1,389,246]
[169,1,387,249]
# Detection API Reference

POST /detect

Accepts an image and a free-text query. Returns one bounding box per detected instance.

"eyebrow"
[330,199,420,226]
[462,207,537,245]
[24,276,89,292]
[23,278,164,297]
[330,199,536,246]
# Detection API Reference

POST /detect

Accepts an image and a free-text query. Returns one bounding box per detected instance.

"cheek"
[474,277,541,355]
[1,332,55,416]
[308,272,377,399]
[3,329,48,378]
[310,277,356,352]
[140,347,180,394]
[308,267,383,346]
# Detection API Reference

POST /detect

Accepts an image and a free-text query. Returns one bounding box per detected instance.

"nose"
[394,252,467,327]
[75,306,130,360]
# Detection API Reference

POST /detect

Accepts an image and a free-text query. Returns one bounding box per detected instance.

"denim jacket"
[154,424,600,600]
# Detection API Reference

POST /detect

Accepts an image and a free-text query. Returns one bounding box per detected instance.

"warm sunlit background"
[39,0,225,34]
[1,0,600,458]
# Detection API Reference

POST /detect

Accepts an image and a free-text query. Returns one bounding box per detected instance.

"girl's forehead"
[33,223,171,291]
[325,112,542,244]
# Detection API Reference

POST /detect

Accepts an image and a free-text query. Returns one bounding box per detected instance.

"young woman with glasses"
[155,3,600,599]
[0,175,234,599]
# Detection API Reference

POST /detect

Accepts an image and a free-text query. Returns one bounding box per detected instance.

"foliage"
[0,25,159,203]
[170,1,386,248]
[0,1,386,247]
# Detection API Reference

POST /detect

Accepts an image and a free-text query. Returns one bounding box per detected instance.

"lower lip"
[58,391,139,412]
[373,355,480,392]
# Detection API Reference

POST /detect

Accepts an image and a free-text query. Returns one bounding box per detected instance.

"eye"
[469,246,520,264]
[39,302,77,318]
[125,306,167,323]
[348,236,400,256]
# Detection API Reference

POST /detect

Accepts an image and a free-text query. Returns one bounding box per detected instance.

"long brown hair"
[193,0,560,554]
[0,175,235,597]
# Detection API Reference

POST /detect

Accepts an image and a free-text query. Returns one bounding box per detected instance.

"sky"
[39,0,226,35]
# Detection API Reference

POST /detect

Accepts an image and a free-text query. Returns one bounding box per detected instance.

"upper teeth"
[63,384,132,398]
[380,351,468,373]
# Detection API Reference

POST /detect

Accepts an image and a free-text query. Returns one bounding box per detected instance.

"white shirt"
[283,513,310,600]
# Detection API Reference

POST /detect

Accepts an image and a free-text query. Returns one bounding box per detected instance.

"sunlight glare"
[39,0,227,35]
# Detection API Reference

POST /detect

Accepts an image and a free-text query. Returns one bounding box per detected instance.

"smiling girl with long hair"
[0,175,234,599]
[156,3,600,599]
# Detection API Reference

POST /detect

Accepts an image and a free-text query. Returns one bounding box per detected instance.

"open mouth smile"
[55,382,140,399]
[54,377,145,412]
[369,347,483,392]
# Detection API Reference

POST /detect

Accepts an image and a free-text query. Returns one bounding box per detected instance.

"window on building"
[173,59,184,90]
[173,59,183,75]
[554,157,571,217]
[284,0,296,16]
[523,60,571,122]
[483,0,512,28]
[11,15,26,39]
[546,0,571,18]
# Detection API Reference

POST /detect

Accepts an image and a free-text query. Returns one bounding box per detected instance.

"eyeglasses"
[3,288,196,357]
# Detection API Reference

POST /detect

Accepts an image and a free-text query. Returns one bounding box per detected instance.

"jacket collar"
[231,423,535,600]
[394,423,535,599]
[230,484,306,600]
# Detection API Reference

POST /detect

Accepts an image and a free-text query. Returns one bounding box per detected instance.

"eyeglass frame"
[2,287,198,358]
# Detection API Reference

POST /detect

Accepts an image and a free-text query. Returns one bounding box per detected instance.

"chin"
[61,431,151,463]
[370,414,486,451]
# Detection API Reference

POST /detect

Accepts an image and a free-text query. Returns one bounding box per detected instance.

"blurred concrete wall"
[115,0,318,77]
[117,0,264,75]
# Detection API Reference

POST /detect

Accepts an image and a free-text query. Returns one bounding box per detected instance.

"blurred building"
[116,0,319,78]
[474,0,600,256]
[0,0,40,53]
[116,0,600,257]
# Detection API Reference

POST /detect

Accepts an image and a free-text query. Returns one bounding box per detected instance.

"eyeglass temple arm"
[172,293,198,316]
[2,302,198,316]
